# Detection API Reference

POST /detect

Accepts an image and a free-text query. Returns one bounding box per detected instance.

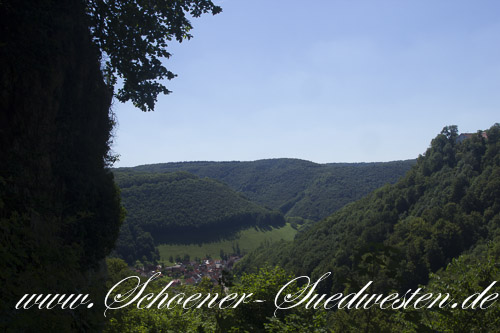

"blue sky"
[112,0,500,167]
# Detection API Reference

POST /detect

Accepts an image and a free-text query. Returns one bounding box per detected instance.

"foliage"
[234,125,500,331]
[104,260,218,332]
[238,125,500,297]
[103,263,329,332]
[112,158,412,265]
[85,0,221,111]
[157,223,296,264]
[113,222,160,265]
[217,265,330,332]
[117,158,415,222]
[410,246,500,332]
[115,171,284,233]
[112,170,284,264]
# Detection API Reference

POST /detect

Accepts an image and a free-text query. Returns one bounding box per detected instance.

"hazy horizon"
[112,0,500,167]
[113,156,420,169]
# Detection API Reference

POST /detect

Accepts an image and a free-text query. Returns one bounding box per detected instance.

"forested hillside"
[117,158,415,222]
[113,159,413,265]
[104,125,500,332]
[238,124,500,291]
[113,170,284,264]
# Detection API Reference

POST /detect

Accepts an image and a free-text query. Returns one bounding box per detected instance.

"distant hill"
[113,158,414,264]
[115,171,284,239]
[236,125,500,297]
[117,158,415,222]
[112,171,284,264]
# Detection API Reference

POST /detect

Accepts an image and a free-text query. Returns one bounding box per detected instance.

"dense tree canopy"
[118,158,415,222]
[238,125,500,293]
[113,170,284,263]
[85,0,222,111]
[112,160,413,265]
[228,124,500,330]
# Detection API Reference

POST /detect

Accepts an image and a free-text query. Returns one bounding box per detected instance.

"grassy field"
[158,223,297,264]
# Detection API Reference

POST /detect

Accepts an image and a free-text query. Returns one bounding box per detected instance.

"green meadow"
[158,223,296,264]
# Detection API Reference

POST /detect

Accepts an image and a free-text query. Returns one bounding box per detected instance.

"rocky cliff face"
[1,0,122,329]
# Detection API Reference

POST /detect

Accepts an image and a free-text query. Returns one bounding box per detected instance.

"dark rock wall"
[1,0,122,329]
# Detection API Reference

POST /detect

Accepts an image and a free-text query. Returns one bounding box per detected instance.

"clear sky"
[112,0,500,167]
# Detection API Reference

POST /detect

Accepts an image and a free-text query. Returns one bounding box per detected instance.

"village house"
[456,131,488,143]
[160,255,242,286]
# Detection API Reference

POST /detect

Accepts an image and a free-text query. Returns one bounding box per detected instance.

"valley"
[112,158,414,265]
